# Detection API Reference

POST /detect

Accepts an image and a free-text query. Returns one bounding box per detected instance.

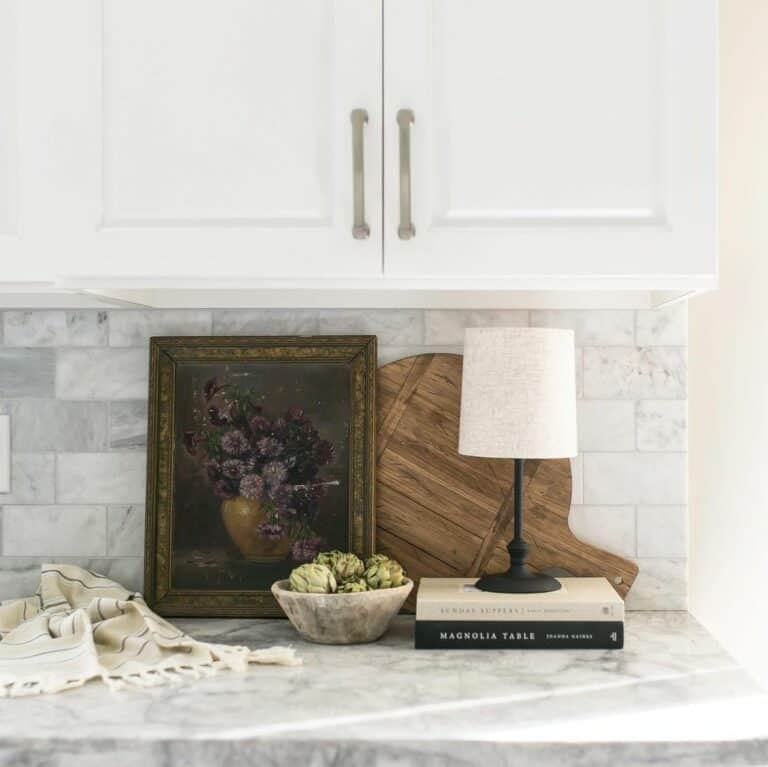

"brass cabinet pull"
[351,109,370,240]
[397,109,415,240]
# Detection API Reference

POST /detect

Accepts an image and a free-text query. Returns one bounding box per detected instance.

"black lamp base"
[475,564,562,594]
[474,458,564,595]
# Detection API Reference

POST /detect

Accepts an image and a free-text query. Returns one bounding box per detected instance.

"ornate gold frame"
[144,335,376,617]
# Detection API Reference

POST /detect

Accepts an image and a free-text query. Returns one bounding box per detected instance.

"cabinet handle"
[351,109,370,240]
[397,109,415,240]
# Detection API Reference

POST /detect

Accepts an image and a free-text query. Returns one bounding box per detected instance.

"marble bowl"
[271,579,413,644]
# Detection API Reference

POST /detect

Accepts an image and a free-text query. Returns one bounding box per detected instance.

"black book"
[414,620,624,649]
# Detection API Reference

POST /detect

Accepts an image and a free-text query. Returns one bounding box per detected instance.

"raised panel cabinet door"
[28,0,382,281]
[384,0,716,288]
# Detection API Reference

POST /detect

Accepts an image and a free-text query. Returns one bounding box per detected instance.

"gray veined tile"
[110,401,148,450]
[625,558,688,611]
[583,452,687,505]
[316,310,423,346]
[0,400,108,452]
[3,310,108,347]
[0,454,55,503]
[0,349,55,397]
[0,558,49,600]
[530,310,634,346]
[577,400,635,451]
[213,309,319,336]
[574,348,583,399]
[57,453,146,504]
[569,506,636,559]
[636,400,687,451]
[637,506,688,558]
[636,304,688,346]
[109,310,212,346]
[56,348,149,400]
[107,505,146,556]
[583,347,687,399]
[423,310,528,346]
[1,505,107,557]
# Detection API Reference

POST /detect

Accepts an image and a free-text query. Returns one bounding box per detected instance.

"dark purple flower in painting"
[221,459,247,479]
[262,460,288,488]
[313,439,335,466]
[256,522,284,540]
[268,482,293,509]
[213,480,235,499]
[221,429,249,456]
[287,406,305,420]
[291,536,326,563]
[249,415,271,435]
[239,474,265,500]
[271,417,287,433]
[256,436,282,458]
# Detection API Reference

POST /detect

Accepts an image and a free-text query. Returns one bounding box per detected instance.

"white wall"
[689,0,768,688]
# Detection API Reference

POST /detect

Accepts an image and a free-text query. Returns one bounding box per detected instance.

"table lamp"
[459,327,578,593]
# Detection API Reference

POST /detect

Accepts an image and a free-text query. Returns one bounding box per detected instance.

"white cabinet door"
[35,0,381,280]
[0,0,24,280]
[384,0,716,288]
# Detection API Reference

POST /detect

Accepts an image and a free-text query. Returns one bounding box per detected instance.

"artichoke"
[338,578,368,593]
[364,553,390,569]
[313,549,344,570]
[332,552,365,584]
[289,563,337,594]
[364,558,407,589]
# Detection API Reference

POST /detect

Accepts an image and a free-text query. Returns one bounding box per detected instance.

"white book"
[416,577,624,622]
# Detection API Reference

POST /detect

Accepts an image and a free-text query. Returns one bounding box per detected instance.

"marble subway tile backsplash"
[0,307,688,609]
[56,349,149,400]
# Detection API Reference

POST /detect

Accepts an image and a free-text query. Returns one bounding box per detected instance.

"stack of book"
[414,577,624,649]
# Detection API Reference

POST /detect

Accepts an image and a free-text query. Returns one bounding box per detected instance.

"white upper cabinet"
[18,0,382,281]
[384,0,717,290]
[0,0,21,277]
[0,0,716,299]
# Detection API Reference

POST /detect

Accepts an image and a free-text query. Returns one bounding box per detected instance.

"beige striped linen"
[0,564,300,697]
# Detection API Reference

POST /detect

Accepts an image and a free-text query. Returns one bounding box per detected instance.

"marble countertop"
[1,612,767,767]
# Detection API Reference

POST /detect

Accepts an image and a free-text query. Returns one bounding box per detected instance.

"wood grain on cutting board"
[376,354,638,609]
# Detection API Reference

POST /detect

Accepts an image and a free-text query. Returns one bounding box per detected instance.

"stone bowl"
[271,579,413,644]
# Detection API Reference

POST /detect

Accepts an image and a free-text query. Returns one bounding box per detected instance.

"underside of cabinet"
[0,281,709,310]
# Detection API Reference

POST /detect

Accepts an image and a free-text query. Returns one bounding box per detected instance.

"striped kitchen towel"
[0,564,300,697]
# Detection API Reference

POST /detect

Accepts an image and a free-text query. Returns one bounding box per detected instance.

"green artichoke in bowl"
[332,552,365,584]
[313,549,345,570]
[289,563,337,594]
[338,578,368,593]
[364,553,390,569]
[364,558,407,589]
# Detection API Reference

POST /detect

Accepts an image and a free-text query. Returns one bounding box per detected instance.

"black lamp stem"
[513,458,523,541]
[474,456,562,593]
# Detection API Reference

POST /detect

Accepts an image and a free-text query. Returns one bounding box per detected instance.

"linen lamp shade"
[459,327,578,460]
[458,327,578,592]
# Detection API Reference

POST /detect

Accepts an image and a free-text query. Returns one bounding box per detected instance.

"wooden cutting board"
[376,354,638,607]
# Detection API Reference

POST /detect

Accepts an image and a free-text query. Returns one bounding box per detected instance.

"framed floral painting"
[144,336,376,617]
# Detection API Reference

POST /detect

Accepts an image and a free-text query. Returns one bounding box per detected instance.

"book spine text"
[414,620,624,649]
